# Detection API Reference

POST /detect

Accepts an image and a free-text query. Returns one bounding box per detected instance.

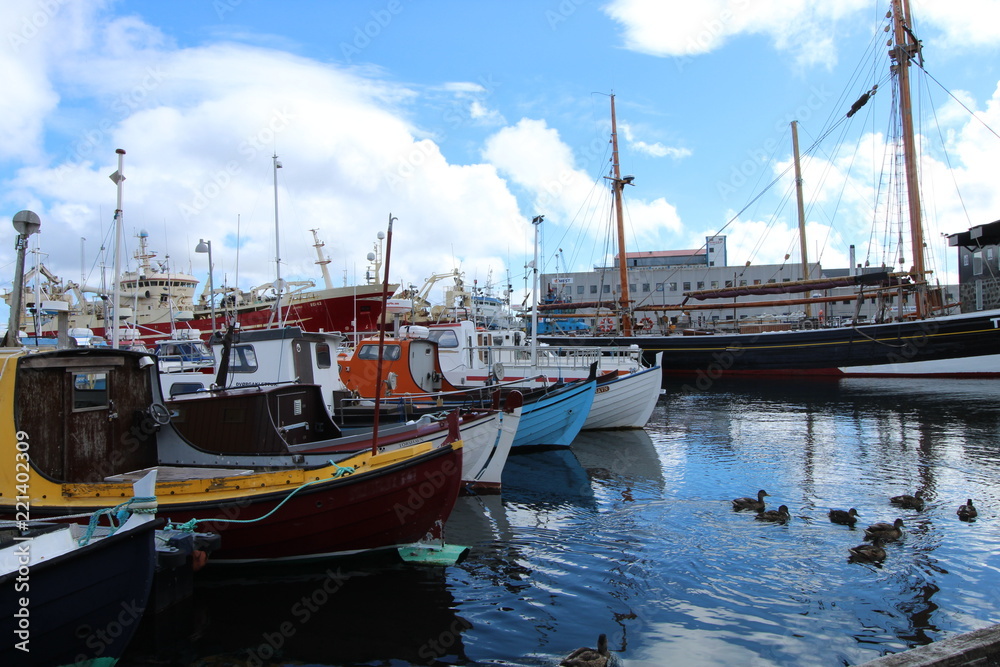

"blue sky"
[3,0,1000,319]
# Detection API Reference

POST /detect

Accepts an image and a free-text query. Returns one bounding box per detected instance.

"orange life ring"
[598,317,614,332]
[639,317,653,329]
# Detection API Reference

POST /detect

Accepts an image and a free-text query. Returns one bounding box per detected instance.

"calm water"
[122,378,1000,666]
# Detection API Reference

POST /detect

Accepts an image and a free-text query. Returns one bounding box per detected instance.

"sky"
[3,0,1000,320]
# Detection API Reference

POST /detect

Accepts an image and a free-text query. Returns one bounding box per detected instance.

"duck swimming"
[864,518,904,542]
[829,508,860,526]
[957,499,978,521]
[756,505,791,523]
[890,490,925,511]
[561,634,620,667]
[732,489,768,512]
[849,537,886,563]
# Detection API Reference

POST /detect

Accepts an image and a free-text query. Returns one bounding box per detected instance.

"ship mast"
[791,120,812,318]
[310,228,334,290]
[608,94,634,336]
[891,0,926,318]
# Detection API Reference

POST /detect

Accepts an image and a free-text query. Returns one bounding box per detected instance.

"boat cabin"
[15,349,163,484]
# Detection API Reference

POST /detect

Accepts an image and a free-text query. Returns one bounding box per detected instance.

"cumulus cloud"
[0,3,527,305]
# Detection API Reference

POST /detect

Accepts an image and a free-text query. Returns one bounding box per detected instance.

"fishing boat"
[425,320,662,430]
[337,328,597,447]
[0,346,463,563]
[159,325,519,491]
[538,1,1000,379]
[2,154,396,346]
[0,472,158,666]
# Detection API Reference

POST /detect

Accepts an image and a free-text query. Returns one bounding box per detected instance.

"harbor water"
[122,377,1000,666]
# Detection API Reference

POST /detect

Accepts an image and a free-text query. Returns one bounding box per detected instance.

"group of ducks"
[731,489,979,564]
[559,492,980,666]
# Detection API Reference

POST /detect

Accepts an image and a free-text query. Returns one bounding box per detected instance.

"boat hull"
[511,379,595,448]
[0,520,157,666]
[539,310,1000,380]
[2,444,462,564]
[584,361,663,429]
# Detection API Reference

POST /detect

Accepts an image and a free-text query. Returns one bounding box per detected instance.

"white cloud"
[0,8,528,304]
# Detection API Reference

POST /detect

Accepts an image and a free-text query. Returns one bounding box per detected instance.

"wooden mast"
[791,120,812,318]
[609,94,633,336]
[891,0,926,318]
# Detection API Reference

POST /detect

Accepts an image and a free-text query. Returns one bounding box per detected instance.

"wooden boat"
[337,329,597,447]
[0,347,463,563]
[165,380,516,492]
[160,325,519,491]
[0,472,158,666]
[538,1,1000,379]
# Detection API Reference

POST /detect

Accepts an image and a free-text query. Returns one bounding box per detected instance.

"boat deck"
[104,466,255,483]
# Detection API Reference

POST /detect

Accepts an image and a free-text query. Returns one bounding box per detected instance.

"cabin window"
[72,371,108,411]
[315,343,332,369]
[427,329,459,349]
[668,282,677,292]
[230,344,259,373]
[683,282,691,291]
[697,281,705,289]
[357,344,400,360]
[589,285,597,294]
[169,382,205,397]
[629,283,637,293]
[602,285,611,294]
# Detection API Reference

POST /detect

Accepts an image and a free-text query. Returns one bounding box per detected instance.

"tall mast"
[891,0,926,317]
[109,148,126,349]
[272,153,284,327]
[310,228,334,290]
[530,215,543,366]
[791,120,812,318]
[608,94,633,336]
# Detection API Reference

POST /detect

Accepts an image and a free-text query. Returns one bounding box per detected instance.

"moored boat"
[0,346,463,563]
[537,4,1000,380]
[0,472,159,667]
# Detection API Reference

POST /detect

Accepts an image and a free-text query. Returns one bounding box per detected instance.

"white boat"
[424,320,662,430]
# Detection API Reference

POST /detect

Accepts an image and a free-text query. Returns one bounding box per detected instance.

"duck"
[957,499,978,521]
[561,634,620,667]
[864,518,904,542]
[889,490,925,511]
[829,508,860,526]
[849,537,886,563]
[732,489,768,512]
[756,505,791,523]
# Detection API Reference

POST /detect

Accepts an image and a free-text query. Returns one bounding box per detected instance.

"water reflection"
[122,379,1000,666]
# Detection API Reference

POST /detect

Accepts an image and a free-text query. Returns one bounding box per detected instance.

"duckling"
[957,499,978,521]
[849,537,886,563]
[889,490,925,511]
[732,489,768,512]
[864,518,904,542]
[829,508,860,526]
[756,505,791,523]
[561,634,620,667]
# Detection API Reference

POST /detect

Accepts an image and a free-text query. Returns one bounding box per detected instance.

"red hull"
[6,445,462,563]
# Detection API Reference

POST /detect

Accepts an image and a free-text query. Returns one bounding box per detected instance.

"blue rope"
[77,495,158,546]
[165,461,355,532]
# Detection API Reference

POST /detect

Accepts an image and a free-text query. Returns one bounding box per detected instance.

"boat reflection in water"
[121,377,1000,666]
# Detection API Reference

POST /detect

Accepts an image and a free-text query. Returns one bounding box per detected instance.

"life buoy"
[598,317,614,332]
[639,317,654,329]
